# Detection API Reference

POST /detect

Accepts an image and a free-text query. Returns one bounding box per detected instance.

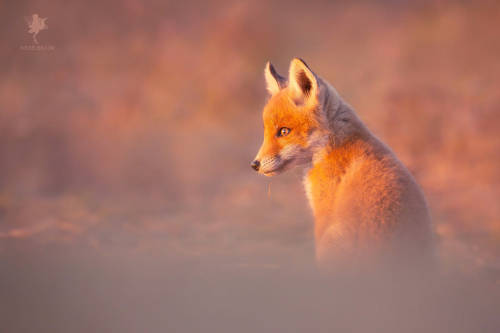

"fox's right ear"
[264,61,286,95]
[288,58,318,106]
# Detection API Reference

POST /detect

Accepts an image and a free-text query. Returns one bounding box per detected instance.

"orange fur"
[253,59,433,269]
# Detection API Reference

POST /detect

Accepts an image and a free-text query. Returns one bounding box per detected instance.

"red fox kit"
[252,58,433,268]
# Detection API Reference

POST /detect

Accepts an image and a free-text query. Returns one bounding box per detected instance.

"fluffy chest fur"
[302,137,394,242]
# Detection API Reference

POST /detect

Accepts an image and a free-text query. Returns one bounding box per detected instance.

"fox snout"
[251,151,289,176]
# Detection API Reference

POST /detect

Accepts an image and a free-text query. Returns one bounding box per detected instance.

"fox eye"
[277,127,291,137]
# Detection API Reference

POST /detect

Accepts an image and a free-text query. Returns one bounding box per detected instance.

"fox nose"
[251,160,260,171]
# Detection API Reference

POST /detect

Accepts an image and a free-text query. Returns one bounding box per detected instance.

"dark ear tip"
[268,62,277,75]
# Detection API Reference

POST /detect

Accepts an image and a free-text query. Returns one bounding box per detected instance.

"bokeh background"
[1,0,499,332]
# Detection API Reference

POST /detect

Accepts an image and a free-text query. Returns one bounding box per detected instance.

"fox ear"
[288,58,318,105]
[264,61,286,95]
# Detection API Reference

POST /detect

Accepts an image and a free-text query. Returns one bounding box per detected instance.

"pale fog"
[2,241,500,332]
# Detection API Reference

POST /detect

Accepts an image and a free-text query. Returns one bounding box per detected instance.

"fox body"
[252,58,433,268]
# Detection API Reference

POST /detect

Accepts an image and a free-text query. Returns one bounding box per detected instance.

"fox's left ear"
[288,58,318,105]
[264,61,286,95]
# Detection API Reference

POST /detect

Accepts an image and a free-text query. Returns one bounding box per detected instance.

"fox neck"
[304,85,375,240]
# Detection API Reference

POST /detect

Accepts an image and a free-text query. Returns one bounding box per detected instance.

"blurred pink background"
[1,0,499,332]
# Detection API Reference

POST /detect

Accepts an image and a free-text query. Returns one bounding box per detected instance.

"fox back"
[252,58,433,269]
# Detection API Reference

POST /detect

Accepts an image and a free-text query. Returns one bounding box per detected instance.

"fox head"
[251,58,332,176]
